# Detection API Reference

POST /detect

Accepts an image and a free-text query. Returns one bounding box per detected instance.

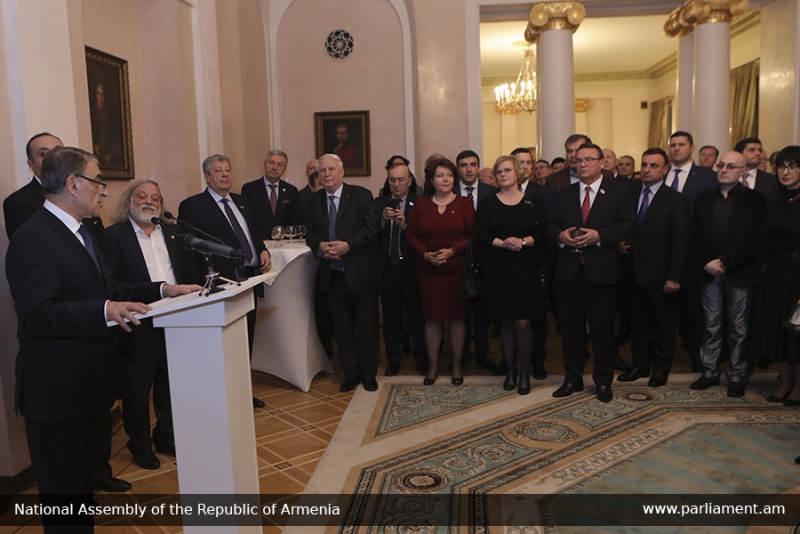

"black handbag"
[461,239,481,299]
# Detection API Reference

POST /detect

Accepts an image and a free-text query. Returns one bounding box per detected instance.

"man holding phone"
[546,143,635,402]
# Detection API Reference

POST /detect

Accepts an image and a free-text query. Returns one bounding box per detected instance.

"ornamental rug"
[288,375,800,533]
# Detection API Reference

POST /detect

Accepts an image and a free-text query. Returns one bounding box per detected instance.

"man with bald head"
[690,151,767,397]
[298,157,319,205]
[602,149,618,177]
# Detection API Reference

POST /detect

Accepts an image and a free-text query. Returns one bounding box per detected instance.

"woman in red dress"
[407,157,475,386]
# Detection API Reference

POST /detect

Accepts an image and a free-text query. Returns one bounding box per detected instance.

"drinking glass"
[271,225,284,247]
[284,226,296,244]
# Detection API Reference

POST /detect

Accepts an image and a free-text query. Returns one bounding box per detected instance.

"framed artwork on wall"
[314,110,370,176]
[85,46,135,180]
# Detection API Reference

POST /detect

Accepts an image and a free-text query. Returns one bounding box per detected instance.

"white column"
[694,21,731,152]
[676,32,695,133]
[538,30,576,162]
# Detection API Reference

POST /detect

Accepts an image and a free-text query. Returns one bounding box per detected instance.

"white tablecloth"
[250,241,333,392]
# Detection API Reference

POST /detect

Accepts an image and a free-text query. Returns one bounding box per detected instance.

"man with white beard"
[106,180,197,470]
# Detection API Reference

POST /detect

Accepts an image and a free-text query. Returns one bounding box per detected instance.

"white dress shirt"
[458,181,479,211]
[131,219,177,285]
[667,161,694,193]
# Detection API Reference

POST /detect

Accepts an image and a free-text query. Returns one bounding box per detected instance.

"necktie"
[465,186,474,200]
[77,225,101,273]
[220,198,254,265]
[389,200,402,266]
[269,184,278,214]
[637,187,651,224]
[670,168,681,191]
[581,186,591,223]
[328,195,343,271]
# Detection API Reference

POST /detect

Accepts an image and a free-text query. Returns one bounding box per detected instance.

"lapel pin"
[281,188,286,192]
[599,189,606,195]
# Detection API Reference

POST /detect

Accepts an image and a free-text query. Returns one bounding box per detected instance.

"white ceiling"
[480,15,681,78]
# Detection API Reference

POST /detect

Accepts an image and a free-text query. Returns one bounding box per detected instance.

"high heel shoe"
[518,365,531,395]
[451,363,463,386]
[503,372,516,391]
[766,391,789,403]
[423,362,438,386]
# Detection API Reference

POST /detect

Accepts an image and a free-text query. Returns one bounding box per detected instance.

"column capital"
[525,2,586,44]
[665,0,749,36]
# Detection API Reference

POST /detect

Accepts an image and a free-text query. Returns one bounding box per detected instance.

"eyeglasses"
[74,173,108,193]
[778,163,800,172]
[715,162,745,171]
[574,157,601,166]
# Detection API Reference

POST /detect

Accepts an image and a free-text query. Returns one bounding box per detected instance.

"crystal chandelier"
[494,47,537,114]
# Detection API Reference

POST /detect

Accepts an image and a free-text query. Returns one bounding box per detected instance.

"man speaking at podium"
[5,147,198,530]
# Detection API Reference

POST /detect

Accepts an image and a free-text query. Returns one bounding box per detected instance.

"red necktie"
[269,184,278,215]
[581,186,591,223]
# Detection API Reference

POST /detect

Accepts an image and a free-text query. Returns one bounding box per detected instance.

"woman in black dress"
[752,145,800,406]
[475,155,546,395]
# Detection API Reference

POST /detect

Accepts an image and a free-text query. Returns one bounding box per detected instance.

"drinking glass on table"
[284,225,296,244]
[296,225,307,242]
[271,225,284,247]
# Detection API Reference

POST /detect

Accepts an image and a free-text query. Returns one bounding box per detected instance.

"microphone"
[163,211,227,245]
[150,217,244,260]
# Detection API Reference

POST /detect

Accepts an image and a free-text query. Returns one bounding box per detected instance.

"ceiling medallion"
[325,29,354,60]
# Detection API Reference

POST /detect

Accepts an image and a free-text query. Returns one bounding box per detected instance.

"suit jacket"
[5,207,162,421]
[305,183,380,295]
[106,220,194,354]
[546,178,635,285]
[298,185,314,206]
[240,177,300,238]
[691,183,767,288]
[628,181,690,289]
[670,162,717,212]
[177,189,267,284]
[524,181,554,214]
[453,181,498,206]
[546,167,616,194]
[373,193,420,278]
[751,169,781,212]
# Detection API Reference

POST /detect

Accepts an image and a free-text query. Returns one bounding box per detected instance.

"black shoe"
[532,365,547,380]
[518,371,531,396]
[340,375,359,392]
[596,384,613,403]
[503,369,517,391]
[766,391,789,403]
[475,354,497,372]
[384,364,400,377]
[154,443,176,457]
[690,375,720,390]
[451,377,464,386]
[648,371,668,388]
[132,449,160,470]
[614,357,633,373]
[784,398,800,407]
[423,376,436,386]
[617,367,650,382]
[253,397,265,408]
[727,382,745,398]
[795,455,800,465]
[553,379,584,398]
[95,477,132,493]
[362,376,379,392]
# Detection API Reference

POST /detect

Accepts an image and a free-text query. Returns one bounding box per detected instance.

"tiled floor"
[6,314,763,533]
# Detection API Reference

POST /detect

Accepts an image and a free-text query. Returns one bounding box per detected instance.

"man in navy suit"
[241,149,300,238]
[297,158,319,207]
[617,149,690,387]
[374,162,427,376]
[454,149,498,372]
[546,143,635,402]
[667,131,718,372]
[545,134,616,194]
[178,154,272,408]
[734,137,780,211]
[5,147,196,529]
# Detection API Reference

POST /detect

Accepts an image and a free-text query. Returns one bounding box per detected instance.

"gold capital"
[525,2,586,44]
[665,0,749,36]
[663,6,694,37]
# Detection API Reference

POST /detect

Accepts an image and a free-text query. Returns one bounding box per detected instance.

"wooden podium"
[143,274,274,533]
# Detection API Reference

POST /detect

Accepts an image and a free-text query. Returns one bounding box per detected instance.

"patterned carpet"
[289,374,800,533]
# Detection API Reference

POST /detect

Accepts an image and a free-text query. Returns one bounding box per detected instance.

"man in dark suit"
[306,153,381,393]
[666,130,718,372]
[374,162,427,376]
[454,149,498,372]
[734,137,780,211]
[617,148,690,387]
[106,180,196,470]
[690,151,767,397]
[5,147,196,529]
[546,134,616,194]
[546,143,635,402]
[698,145,719,169]
[178,154,272,408]
[241,149,300,238]
[297,158,319,206]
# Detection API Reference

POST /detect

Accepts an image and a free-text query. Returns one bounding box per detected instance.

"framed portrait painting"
[314,110,370,176]
[85,46,135,180]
